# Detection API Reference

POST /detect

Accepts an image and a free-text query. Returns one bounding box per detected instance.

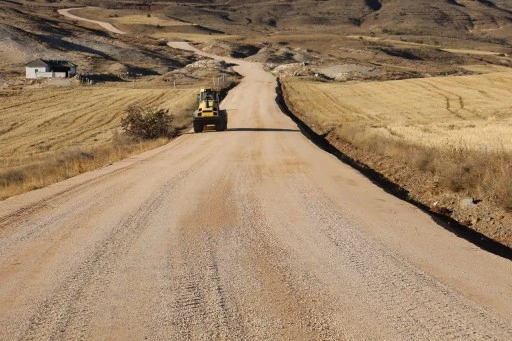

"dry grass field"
[74,7,187,29]
[282,68,512,242]
[283,70,512,152]
[0,85,197,199]
[0,2,237,200]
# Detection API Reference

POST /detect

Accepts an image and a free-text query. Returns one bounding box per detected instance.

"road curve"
[58,7,126,35]
[0,42,511,340]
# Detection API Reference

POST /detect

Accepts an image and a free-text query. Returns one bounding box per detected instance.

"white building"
[25,59,77,79]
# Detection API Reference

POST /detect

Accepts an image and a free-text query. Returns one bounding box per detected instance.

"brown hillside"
[0,1,198,83]
[162,0,512,42]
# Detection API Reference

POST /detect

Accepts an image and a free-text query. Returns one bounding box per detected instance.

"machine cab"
[198,88,220,102]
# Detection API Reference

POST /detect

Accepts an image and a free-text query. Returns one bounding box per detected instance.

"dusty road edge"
[275,78,512,261]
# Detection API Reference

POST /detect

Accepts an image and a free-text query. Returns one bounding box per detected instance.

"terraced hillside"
[363,0,512,32]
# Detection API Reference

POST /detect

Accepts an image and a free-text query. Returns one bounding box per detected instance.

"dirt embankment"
[279,80,512,250]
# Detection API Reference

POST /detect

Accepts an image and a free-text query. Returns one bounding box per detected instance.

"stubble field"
[283,69,512,152]
[0,85,196,199]
[282,68,512,245]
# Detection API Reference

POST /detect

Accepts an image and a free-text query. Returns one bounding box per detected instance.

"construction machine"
[193,88,228,133]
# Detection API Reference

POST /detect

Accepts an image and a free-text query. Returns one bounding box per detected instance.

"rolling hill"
[161,0,512,41]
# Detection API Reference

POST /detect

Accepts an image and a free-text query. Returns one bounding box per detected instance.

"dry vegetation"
[284,71,512,152]
[0,86,197,199]
[282,69,512,245]
[69,6,233,42]
[0,0,239,200]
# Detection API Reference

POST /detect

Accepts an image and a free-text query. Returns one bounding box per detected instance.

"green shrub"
[121,106,176,139]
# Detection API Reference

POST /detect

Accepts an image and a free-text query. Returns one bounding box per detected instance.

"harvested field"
[0,86,196,198]
[283,71,512,152]
[0,86,196,160]
[73,7,191,30]
[1,2,512,339]
[282,70,512,246]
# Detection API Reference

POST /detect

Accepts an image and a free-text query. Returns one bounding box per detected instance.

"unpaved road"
[1,37,512,340]
[58,7,126,35]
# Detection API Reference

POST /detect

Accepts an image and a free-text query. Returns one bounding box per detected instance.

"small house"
[25,59,77,79]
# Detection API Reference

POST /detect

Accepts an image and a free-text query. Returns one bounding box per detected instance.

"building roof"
[25,59,77,68]
[25,59,48,67]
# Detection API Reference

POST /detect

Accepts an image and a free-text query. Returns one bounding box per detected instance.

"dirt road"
[58,8,126,35]
[1,41,511,340]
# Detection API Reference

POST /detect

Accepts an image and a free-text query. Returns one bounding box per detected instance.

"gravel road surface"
[0,40,511,340]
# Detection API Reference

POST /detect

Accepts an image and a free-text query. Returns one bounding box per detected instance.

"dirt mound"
[247,43,328,65]
[161,57,239,86]
[317,64,383,81]
[247,45,297,64]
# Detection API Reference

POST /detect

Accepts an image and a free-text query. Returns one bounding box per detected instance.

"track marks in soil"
[0,87,196,159]
[167,232,235,340]
[159,155,345,340]
[237,158,344,340]
[165,169,247,340]
[283,73,512,150]
[294,181,512,340]
[18,166,198,340]
[411,80,476,120]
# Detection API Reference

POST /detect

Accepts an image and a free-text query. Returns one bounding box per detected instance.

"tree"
[121,106,176,139]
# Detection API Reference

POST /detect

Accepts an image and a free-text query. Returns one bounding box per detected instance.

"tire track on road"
[294,181,512,340]
[20,163,203,340]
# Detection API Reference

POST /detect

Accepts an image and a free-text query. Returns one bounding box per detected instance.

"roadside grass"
[282,75,512,211]
[0,77,238,200]
[0,134,166,200]
[0,85,200,201]
[336,125,512,211]
[0,107,195,201]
